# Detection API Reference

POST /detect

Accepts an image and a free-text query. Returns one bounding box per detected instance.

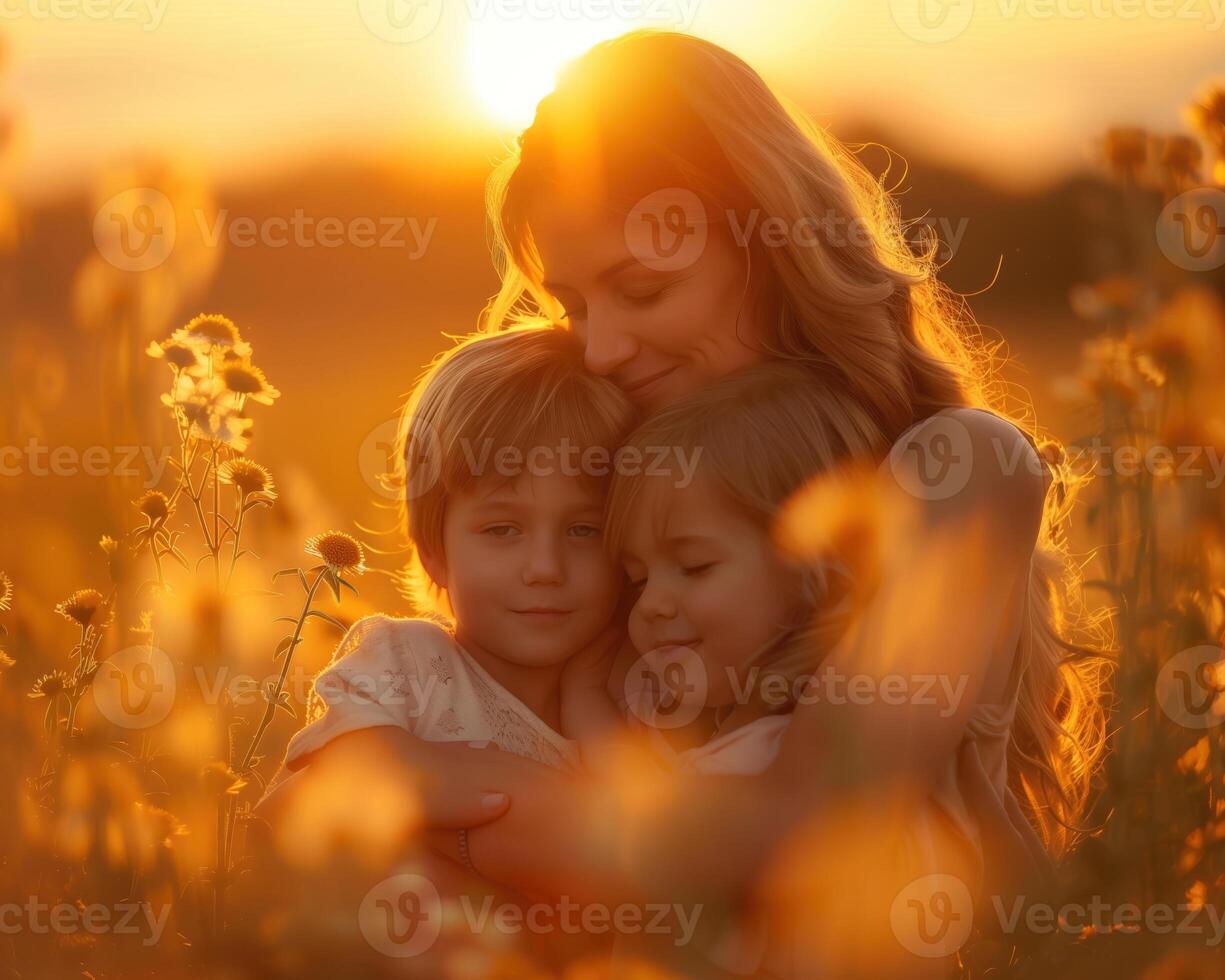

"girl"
[576,359,892,976]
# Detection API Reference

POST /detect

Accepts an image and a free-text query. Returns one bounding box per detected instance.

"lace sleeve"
[282,614,432,770]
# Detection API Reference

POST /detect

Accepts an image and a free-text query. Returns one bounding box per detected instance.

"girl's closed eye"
[570,523,603,539]
[681,562,717,577]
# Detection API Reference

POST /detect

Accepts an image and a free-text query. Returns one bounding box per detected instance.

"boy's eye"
[483,525,518,537]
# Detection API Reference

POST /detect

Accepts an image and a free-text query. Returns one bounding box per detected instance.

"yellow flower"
[99,535,119,554]
[221,361,280,406]
[0,570,11,612]
[55,588,104,628]
[28,670,71,700]
[135,490,171,523]
[218,458,277,499]
[305,531,367,576]
[0,650,15,669]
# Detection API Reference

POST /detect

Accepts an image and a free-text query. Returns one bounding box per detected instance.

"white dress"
[276,614,581,776]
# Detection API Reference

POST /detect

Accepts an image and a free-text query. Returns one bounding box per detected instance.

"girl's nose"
[634,577,677,621]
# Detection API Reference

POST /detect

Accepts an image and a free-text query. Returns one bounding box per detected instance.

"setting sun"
[465,14,682,128]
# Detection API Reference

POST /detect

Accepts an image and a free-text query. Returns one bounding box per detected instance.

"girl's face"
[528,188,769,412]
[620,474,806,708]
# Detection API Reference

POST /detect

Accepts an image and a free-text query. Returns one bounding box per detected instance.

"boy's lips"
[512,608,573,616]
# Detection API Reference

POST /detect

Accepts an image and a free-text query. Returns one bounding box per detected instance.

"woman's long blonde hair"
[478,29,1110,859]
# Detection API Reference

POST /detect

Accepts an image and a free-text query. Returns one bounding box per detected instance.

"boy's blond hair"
[394,324,637,623]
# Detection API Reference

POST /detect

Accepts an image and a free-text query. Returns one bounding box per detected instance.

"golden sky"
[2,0,1222,199]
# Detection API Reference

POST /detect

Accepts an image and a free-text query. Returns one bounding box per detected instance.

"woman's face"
[528,188,770,411]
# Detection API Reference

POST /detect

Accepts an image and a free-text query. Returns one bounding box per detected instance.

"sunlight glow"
[466,15,684,128]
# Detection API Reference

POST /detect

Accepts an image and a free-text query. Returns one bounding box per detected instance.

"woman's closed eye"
[681,562,717,577]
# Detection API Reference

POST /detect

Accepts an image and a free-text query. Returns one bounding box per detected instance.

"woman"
[265,30,1108,976]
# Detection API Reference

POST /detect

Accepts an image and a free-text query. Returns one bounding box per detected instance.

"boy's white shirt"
[281,614,581,773]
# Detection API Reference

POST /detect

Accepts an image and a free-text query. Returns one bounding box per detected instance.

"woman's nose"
[582,314,639,378]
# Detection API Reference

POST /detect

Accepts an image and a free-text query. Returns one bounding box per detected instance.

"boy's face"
[621,475,804,707]
[434,470,624,667]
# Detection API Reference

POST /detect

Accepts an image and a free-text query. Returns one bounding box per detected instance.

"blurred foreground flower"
[0,569,11,611]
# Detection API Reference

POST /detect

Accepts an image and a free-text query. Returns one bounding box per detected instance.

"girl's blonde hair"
[604,361,890,730]
[479,29,1109,858]
[393,324,636,623]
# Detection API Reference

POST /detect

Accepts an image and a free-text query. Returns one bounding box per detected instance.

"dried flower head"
[1158,135,1202,188]
[166,374,254,452]
[1188,84,1225,144]
[135,490,171,523]
[0,650,15,669]
[146,340,200,370]
[0,570,11,612]
[130,610,155,644]
[200,761,247,797]
[1103,126,1149,182]
[305,531,367,576]
[218,458,277,499]
[55,588,104,628]
[28,670,70,700]
[179,314,248,354]
[99,535,119,555]
[221,362,280,405]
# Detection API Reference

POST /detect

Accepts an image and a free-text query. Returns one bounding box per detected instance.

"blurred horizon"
[2,0,1223,202]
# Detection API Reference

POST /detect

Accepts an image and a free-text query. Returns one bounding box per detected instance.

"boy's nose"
[521,537,564,585]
